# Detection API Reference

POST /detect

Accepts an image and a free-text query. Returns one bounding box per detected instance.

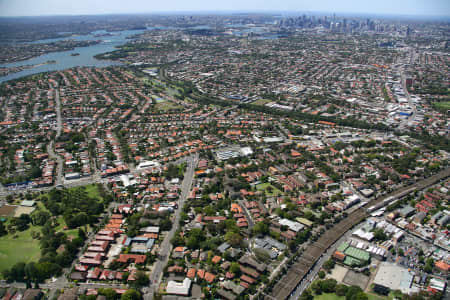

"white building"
[279,218,304,232]
[166,278,192,296]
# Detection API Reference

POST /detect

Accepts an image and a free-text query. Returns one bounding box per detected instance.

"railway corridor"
[268,168,450,300]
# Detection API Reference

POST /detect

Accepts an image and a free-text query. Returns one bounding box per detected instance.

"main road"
[144,154,198,300]
[398,47,417,130]
[398,71,417,130]
[47,86,64,186]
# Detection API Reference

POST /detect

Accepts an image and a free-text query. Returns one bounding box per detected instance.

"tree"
[170,233,185,247]
[354,292,368,300]
[299,289,313,300]
[346,286,363,300]
[160,218,172,231]
[336,284,348,296]
[98,288,117,300]
[31,210,50,226]
[186,228,205,249]
[0,221,6,236]
[323,259,335,272]
[203,206,215,216]
[254,248,270,263]
[6,195,13,203]
[225,232,242,247]
[424,258,434,273]
[25,262,38,282]
[318,270,326,279]
[230,262,240,275]
[373,229,387,241]
[134,271,149,287]
[10,214,31,231]
[252,222,269,236]
[121,289,141,300]
[78,228,86,240]
[4,262,26,281]
[319,279,337,293]
[311,280,322,295]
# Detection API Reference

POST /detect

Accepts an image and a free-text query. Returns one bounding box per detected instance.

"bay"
[0,29,145,83]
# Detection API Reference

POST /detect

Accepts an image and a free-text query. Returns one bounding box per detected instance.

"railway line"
[268,167,450,300]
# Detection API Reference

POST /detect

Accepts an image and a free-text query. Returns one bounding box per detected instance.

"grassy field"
[314,293,345,300]
[166,87,181,97]
[154,100,182,112]
[0,225,41,274]
[0,185,102,274]
[256,182,282,196]
[84,184,101,200]
[367,293,388,300]
[314,293,387,300]
[432,101,450,111]
[252,99,272,106]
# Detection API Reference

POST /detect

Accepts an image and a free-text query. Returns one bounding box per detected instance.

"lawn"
[0,185,102,275]
[0,225,41,274]
[252,99,272,106]
[154,100,182,112]
[166,86,181,97]
[256,182,282,196]
[367,293,388,300]
[432,101,450,111]
[314,293,387,300]
[64,229,80,239]
[314,293,345,300]
[84,184,101,200]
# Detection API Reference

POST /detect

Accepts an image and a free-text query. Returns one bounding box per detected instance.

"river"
[0,29,145,83]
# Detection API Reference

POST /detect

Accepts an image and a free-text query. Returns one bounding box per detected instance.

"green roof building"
[344,246,370,263]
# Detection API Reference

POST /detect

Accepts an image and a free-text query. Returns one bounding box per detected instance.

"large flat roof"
[373,262,415,294]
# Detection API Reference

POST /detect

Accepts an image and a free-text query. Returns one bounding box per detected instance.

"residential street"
[145,154,198,300]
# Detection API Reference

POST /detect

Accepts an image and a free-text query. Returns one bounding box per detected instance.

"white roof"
[137,160,159,169]
[166,278,192,296]
[21,200,35,207]
[263,137,284,143]
[279,218,304,232]
[347,194,360,202]
[120,174,131,187]
[65,172,80,177]
[373,262,415,294]
[352,228,374,241]
[140,226,160,233]
[240,147,253,156]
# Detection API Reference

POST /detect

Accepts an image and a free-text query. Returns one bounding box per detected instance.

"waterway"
[0,24,280,83]
[0,29,144,83]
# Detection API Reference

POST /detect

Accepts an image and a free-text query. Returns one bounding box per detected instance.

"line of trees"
[170,79,450,152]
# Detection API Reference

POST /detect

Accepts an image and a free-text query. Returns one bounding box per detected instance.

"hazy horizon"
[0,0,449,18]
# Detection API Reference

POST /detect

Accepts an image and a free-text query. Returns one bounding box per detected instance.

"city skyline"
[0,0,449,17]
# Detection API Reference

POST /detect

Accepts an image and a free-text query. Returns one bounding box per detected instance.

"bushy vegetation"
[2,185,108,283]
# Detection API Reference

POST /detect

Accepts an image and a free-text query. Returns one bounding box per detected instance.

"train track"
[269,168,450,300]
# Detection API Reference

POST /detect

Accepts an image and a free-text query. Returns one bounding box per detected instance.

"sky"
[0,0,449,17]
